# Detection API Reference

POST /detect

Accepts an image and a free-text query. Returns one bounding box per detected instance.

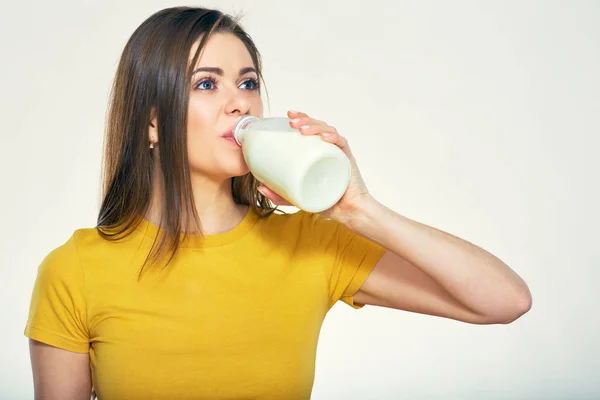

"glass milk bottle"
[233,116,351,213]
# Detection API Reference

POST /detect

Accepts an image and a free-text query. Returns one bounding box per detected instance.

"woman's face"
[186,32,263,180]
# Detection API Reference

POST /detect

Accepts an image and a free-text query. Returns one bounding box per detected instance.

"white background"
[1,0,599,398]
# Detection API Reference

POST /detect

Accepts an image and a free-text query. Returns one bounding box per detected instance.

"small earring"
[149,141,154,149]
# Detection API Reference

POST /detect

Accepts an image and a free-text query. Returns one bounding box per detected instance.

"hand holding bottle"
[257,110,370,222]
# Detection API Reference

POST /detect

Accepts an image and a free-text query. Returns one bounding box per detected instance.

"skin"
[30,32,532,399]
[29,340,91,400]
[263,112,532,325]
[146,32,265,234]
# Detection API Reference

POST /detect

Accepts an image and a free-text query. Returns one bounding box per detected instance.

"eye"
[239,78,259,91]
[196,77,217,90]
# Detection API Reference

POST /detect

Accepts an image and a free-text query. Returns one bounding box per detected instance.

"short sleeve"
[304,212,386,310]
[24,232,90,353]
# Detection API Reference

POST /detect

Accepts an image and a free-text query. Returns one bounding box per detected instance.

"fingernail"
[290,118,301,124]
[300,125,310,130]
[321,132,331,137]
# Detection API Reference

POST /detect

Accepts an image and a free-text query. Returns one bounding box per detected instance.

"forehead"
[189,32,254,71]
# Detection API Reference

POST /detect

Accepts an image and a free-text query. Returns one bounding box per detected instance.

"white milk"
[233,116,351,213]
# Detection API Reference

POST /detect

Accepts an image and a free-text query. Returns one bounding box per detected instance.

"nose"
[224,91,251,116]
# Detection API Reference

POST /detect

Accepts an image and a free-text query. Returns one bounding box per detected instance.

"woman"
[25,6,532,400]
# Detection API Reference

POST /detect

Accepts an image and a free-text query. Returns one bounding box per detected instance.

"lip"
[222,127,234,138]
[221,126,241,147]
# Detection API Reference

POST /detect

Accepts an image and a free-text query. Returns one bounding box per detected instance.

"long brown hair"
[97,6,276,274]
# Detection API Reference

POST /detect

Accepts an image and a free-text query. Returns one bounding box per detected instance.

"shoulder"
[42,227,112,261]
[259,209,345,243]
[35,230,85,286]
[260,209,327,230]
[37,226,99,266]
[37,225,139,277]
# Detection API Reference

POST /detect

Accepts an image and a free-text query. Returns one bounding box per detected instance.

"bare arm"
[350,195,532,324]
[29,340,92,400]
[260,111,531,324]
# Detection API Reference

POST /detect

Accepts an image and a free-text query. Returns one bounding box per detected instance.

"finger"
[258,185,293,206]
[331,134,351,153]
[286,114,353,155]
[298,124,338,137]
[289,116,327,129]
[299,125,352,156]
[287,110,308,119]
[287,111,326,128]
[323,131,350,154]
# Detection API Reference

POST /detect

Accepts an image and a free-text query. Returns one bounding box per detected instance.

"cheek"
[249,95,264,118]
[186,99,216,167]
[187,97,215,138]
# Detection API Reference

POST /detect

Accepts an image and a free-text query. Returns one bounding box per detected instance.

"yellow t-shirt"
[25,209,385,399]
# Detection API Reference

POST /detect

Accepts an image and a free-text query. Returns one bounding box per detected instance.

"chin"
[228,164,250,178]
[215,157,250,180]
[225,151,250,176]
[189,151,250,180]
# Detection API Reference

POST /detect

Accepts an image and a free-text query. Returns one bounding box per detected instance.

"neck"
[189,174,248,235]
[146,168,248,235]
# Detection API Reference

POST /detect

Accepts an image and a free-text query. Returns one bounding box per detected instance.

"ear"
[148,107,158,144]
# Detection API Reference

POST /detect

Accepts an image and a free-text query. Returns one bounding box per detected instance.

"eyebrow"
[191,67,257,76]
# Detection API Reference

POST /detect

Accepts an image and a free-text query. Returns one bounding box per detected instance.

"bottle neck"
[233,115,259,145]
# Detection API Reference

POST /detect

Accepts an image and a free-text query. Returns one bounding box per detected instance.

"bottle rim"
[233,115,259,145]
